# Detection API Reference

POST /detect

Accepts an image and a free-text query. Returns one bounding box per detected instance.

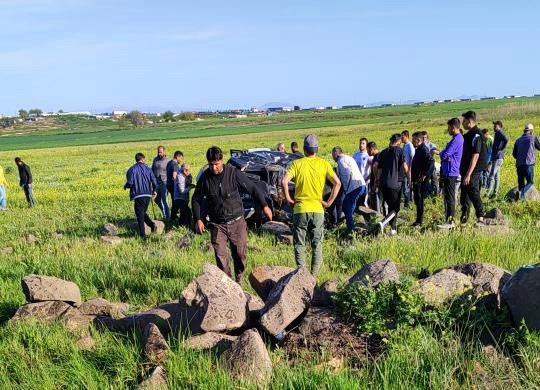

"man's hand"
[286,198,295,207]
[195,219,206,234]
[262,206,273,221]
[321,200,330,209]
[152,191,157,199]
[463,174,471,186]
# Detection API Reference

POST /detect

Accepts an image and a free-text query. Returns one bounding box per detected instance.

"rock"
[79,298,128,319]
[143,323,169,363]
[61,311,97,334]
[100,235,123,245]
[134,220,166,236]
[137,366,167,390]
[259,221,291,236]
[181,264,248,333]
[52,231,64,239]
[502,265,540,330]
[176,233,193,249]
[200,240,213,252]
[1,247,13,254]
[475,224,513,234]
[348,259,399,287]
[277,234,293,245]
[506,186,540,202]
[157,301,204,336]
[249,265,295,301]
[259,267,316,336]
[163,231,176,241]
[184,332,237,351]
[22,274,81,305]
[483,208,507,225]
[100,223,119,236]
[223,329,272,386]
[76,336,96,351]
[441,262,511,304]
[10,301,73,323]
[245,293,265,312]
[95,308,174,336]
[24,233,38,244]
[415,269,473,306]
[312,279,339,307]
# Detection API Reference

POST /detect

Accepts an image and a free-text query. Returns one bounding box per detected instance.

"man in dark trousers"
[124,153,158,239]
[486,120,508,199]
[513,123,540,199]
[14,157,37,207]
[166,150,184,209]
[192,146,272,282]
[460,111,486,225]
[373,134,409,235]
[409,132,435,227]
[151,145,170,220]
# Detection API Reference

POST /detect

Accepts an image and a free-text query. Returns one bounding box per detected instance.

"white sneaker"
[390,229,397,236]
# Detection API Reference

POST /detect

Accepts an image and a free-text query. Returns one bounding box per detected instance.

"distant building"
[112,110,128,118]
[342,105,367,109]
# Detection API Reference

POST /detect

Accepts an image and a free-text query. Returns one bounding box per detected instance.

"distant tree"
[117,116,129,129]
[127,110,144,127]
[18,109,28,120]
[162,110,175,122]
[178,111,195,121]
[29,108,43,116]
[58,109,64,113]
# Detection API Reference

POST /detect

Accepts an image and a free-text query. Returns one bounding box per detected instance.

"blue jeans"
[517,164,534,199]
[342,185,366,231]
[23,184,37,206]
[0,185,6,209]
[401,177,411,207]
[487,159,503,194]
[154,182,170,220]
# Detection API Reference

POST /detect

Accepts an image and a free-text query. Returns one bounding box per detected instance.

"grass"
[0,100,539,388]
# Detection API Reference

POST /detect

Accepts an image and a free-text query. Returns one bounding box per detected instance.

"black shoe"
[460,216,468,224]
[235,273,243,283]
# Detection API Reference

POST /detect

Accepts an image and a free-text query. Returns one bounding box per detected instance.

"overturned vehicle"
[227,148,300,224]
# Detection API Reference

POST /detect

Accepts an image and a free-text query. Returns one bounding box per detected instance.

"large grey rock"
[506,186,540,202]
[137,366,167,390]
[415,269,473,306]
[76,336,96,351]
[245,293,265,312]
[143,322,169,363]
[312,279,339,307]
[11,301,73,323]
[134,220,166,236]
[259,221,291,236]
[502,265,540,330]
[223,329,272,386]
[483,208,507,225]
[259,267,316,336]
[184,332,237,351]
[22,275,81,305]
[79,298,128,319]
[348,259,399,287]
[249,265,295,301]
[181,263,248,333]
[100,223,119,236]
[61,311,97,334]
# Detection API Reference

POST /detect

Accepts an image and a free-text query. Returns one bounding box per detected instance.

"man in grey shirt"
[151,145,170,220]
[513,123,540,199]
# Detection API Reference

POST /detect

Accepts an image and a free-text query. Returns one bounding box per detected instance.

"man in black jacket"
[14,157,37,207]
[192,146,272,282]
[409,132,435,227]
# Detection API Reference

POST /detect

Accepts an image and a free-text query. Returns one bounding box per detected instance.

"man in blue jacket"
[124,153,158,239]
[486,121,508,199]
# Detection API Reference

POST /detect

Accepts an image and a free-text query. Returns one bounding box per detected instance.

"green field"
[0,99,539,389]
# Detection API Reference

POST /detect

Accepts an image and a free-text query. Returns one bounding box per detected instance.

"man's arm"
[281,173,294,206]
[464,154,479,185]
[322,173,341,209]
[124,168,133,189]
[191,181,206,233]
[512,141,518,160]
[535,137,540,151]
[237,170,272,221]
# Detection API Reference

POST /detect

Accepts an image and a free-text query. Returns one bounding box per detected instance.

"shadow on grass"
[0,301,20,326]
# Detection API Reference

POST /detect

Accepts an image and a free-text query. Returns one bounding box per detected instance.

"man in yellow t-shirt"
[0,164,8,210]
[281,134,341,276]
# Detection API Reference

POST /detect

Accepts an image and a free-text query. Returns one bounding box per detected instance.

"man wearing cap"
[460,111,487,225]
[282,134,341,276]
[486,121,508,198]
[512,124,540,199]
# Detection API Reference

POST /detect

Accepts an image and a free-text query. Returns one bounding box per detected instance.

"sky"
[1,0,539,115]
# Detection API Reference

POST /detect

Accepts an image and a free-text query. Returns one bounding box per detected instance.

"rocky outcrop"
[502,265,540,330]
[415,269,473,306]
[11,301,74,323]
[348,260,399,287]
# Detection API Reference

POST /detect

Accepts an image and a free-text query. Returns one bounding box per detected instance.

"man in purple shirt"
[438,118,464,227]
[513,123,540,199]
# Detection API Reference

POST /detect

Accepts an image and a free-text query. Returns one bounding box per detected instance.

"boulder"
[79,298,128,319]
[11,301,73,323]
[184,332,237,351]
[181,263,248,333]
[100,223,119,236]
[348,259,399,287]
[415,269,473,306]
[137,366,167,390]
[223,329,272,386]
[312,279,339,307]
[143,323,169,363]
[245,293,265,312]
[22,275,81,305]
[176,233,193,249]
[502,265,540,330]
[259,221,291,236]
[483,208,507,225]
[277,234,293,245]
[249,265,295,301]
[259,267,316,336]
[100,235,123,245]
[61,311,97,334]
[76,336,96,351]
[506,186,540,202]
[134,220,166,236]
[95,307,174,336]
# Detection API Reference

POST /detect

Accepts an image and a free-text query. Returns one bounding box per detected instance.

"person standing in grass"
[151,145,170,220]
[282,134,341,276]
[400,130,415,208]
[173,163,193,227]
[486,120,508,199]
[422,131,440,196]
[367,141,383,213]
[409,132,435,227]
[166,150,184,210]
[438,118,464,227]
[512,123,540,199]
[373,134,408,235]
[290,141,303,157]
[353,137,371,208]
[480,128,493,190]
[124,153,158,239]
[459,111,486,225]
[14,157,36,207]
[192,146,272,283]
[0,164,8,210]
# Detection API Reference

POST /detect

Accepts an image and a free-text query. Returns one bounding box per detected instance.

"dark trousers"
[401,177,411,207]
[209,217,247,278]
[23,184,37,206]
[167,183,174,206]
[134,197,154,237]
[460,172,484,220]
[412,181,428,224]
[381,187,401,230]
[173,199,192,227]
[517,164,534,199]
[440,176,458,222]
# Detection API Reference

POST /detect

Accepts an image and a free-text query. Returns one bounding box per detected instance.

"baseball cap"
[304,134,319,153]
[524,123,534,132]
